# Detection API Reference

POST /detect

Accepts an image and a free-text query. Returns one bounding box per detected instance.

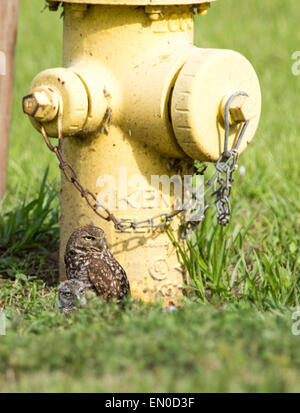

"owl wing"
[87,253,130,301]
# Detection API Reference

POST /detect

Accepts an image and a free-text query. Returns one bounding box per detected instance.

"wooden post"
[0,0,20,196]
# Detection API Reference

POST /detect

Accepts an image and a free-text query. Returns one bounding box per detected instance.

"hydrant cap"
[171,49,261,161]
[26,68,89,137]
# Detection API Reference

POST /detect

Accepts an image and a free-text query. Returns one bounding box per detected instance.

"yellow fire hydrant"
[23,0,261,304]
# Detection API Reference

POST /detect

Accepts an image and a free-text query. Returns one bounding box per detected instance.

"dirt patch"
[27,247,59,286]
[0,236,60,287]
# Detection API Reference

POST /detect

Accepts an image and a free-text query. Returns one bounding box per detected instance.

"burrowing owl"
[64,226,130,301]
[58,279,87,317]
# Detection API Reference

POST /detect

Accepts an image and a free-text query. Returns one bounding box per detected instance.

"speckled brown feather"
[64,226,130,301]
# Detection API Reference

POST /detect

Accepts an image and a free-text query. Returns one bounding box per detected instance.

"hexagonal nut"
[145,6,162,21]
[229,95,257,123]
[22,90,58,122]
[196,3,211,16]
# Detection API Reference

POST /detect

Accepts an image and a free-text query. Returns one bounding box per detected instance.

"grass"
[0,0,300,392]
[0,168,59,285]
[169,207,300,310]
[1,278,300,393]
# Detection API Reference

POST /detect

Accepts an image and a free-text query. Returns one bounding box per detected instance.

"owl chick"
[64,226,130,302]
[58,279,87,317]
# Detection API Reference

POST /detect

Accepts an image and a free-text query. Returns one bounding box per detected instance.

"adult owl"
[64,225,130,301]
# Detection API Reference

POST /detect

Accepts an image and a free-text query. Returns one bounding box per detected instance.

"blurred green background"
[9,0,63,193]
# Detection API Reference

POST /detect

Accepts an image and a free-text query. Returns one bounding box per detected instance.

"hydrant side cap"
[27,68,89,137]
[171,49,261,161]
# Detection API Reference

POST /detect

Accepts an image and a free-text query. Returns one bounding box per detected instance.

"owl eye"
[64,292,71,297]
[84,236,95,241]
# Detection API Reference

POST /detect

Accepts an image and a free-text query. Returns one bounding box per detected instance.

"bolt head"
[23,90,58,122]
[196,3,210,16]
[145,6,162,21]
[220,94,256,126]
[148,13,160,21]
[229,95,256,123]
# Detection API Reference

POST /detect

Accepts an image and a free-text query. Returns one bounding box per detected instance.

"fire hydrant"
[23,0,261,304]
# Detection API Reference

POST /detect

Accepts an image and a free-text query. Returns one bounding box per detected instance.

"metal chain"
[39,91,250,236]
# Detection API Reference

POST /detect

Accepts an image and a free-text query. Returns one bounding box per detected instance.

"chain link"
[39,91,250,237]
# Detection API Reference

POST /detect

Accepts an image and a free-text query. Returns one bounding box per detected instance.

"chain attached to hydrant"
[39,91,250,237]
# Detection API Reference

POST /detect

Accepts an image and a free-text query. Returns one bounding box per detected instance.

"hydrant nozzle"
[23,66,108,137]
